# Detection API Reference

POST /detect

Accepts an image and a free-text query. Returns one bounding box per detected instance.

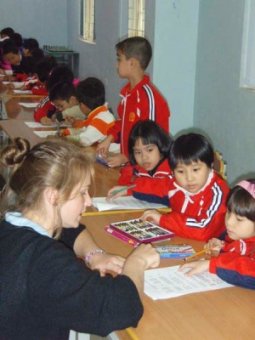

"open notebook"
[92,196,168,211]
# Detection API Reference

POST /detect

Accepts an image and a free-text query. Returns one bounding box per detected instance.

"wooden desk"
[83,211,255,340]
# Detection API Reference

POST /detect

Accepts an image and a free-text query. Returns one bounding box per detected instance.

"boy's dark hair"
[128,120,172,165]
[23,38,39,51]
[47,64,74,91]
[34,56,57,83]
[31,48,44,62]
[0,27,14,37]
[11,33,23,48]
[169,133,214,170]
[115,36,152,70]
[227,179,255,221]
[2,39,19,55]
[49,81,76,102]
[76,77,105,110]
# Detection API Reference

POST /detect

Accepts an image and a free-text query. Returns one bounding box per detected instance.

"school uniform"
[160,170,229,241]
[210,234,255,289]
[12,55,35,75]
[33,96,56,122]
[107,75,170,156]
[62,105,115,146]
[118,158,172,205]
[0,213,143,339]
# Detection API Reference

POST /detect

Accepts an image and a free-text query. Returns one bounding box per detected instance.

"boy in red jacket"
[97,36,170,167]
[142,133,229,241]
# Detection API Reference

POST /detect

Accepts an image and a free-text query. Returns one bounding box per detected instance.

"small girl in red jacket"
[142,133,229,241]
[181,179,255,290]
[107,120,172,205]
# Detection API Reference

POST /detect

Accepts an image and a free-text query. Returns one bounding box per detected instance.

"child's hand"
[64,116,76,126]
[141,209,162,225]
[107,186,128,200]
[204,238,225,257]
[179,260,210,276]
[40,117,54,126]
[97,136,113,157]
[107,153,128,168]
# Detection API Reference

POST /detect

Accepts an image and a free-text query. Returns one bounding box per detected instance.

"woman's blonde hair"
[0,138,94,218]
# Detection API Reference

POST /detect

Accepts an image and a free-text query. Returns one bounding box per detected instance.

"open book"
[92,196,168,211]
[144,265,233,300]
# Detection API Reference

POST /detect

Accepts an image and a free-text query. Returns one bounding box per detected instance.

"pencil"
[184,249,206,262]
[109,184,136,197]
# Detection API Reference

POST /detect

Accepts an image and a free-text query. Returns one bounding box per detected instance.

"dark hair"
[23,38,39,51]
[115,36,152,70]
[227,179,255,222]
[2,39,19,55]
[128,120,172,165]
[169,133,214,169]
[49,81,76,102]
[35,56,57,83]
[76,77,105,110]
[11,33,23,48]
[47,65,74,91]
[30,48,44,62]
[0,27,14,37]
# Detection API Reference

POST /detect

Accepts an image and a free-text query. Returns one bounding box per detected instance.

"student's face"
[133,138,162,171]
[225,211,255,240]
[116,51,132,78]
[60,175,92,229]
[4,52,21,65]
[53,99,72,112]
[173,161,211,194]
[79,102,91,115]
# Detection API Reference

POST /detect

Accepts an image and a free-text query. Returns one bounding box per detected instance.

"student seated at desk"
[181,179,255,289]
[61,77,115,147]
[2,39,36,77]
[49,81,84,122]
[0,137,159,339]
[107,120,173,205]
[142,133,229,241]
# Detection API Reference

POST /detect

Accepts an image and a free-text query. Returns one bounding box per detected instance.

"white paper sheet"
[92,196,167,211]
[2,81,25,88]
[33,130,57,138]
[144,265,233,300]
[13,90,32,94]
[20,102,39,109]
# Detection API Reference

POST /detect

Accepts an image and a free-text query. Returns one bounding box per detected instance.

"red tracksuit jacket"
[160,171,229,241]
[118,159,172,206]
[210,234,255,289]
[108,75,170,156]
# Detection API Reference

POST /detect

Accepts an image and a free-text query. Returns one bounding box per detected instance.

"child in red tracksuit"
[97,36,170,168]
[181,179,255,290]
[107,120,172,206]
[142,133,229,241]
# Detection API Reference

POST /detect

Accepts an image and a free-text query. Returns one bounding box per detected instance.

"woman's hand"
[141,209,162,225]
[107,153,128,168]
[89,253,125,277]
[126,243,160,270]
[179,260,210,276]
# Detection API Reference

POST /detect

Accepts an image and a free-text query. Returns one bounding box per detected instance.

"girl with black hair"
[107,120,173,205]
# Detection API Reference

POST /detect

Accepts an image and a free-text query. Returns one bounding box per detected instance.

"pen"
[183,249,206,262]
[109,184,136,197]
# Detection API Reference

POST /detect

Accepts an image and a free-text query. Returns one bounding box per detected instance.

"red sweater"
[210,235,255,289]
[108,75,170,156]
[118,159,172,206]
[33,96,55,122]
[160,171,229,241]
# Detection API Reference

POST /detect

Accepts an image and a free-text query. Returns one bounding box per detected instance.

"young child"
[181,179,255,289]
[2,39,35,75]
[61,77,115,147]
[108,120,172,205]
[23,38,39,57]
[49,81,84,122]
[0,137,159,339]
[97,36,170,167]
[142,133,229,241]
